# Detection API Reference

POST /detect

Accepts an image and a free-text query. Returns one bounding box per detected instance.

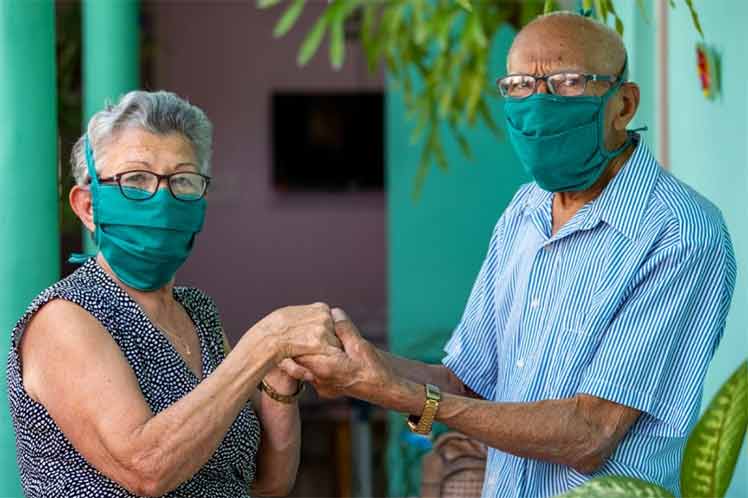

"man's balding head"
[504,12,640,152]
[508,12,627,78]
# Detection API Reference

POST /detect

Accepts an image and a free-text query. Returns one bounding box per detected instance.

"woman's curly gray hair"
[71,90,213,185]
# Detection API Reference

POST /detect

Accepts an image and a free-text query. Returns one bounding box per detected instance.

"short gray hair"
[71,90,213,185]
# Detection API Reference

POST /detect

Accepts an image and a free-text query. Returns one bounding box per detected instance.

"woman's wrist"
[263,368,299,396]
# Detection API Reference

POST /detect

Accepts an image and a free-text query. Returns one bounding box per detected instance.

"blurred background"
[0,0,746,497]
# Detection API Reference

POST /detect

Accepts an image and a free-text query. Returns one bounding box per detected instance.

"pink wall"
[146,1,387,345]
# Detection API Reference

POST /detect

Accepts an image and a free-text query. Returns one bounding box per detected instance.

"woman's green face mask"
[72,136,206,291]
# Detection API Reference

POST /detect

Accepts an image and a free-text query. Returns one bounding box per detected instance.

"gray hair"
[71,90,213,185]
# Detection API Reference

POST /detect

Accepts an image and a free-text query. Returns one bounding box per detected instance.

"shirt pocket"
[543,309,595,398]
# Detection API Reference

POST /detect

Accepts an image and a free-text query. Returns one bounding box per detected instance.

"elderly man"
[286,12,736,498]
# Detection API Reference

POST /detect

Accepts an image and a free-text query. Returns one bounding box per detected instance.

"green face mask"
[503,80,632,192]
[72,136,206,291]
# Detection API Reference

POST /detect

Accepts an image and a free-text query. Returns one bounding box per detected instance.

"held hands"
[253,302,342,363]
[249,303,342,395]
[282,308,396,401]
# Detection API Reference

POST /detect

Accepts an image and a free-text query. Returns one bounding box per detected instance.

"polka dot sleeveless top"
[6,259,261,497]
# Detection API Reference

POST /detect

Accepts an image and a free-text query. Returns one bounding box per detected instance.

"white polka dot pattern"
[6,259,261,497]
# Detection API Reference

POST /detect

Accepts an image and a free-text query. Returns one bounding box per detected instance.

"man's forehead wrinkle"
[507,13,626,75]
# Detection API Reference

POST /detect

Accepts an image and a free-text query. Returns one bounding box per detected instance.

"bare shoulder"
[19,298,139,405]
[21,298,115,360]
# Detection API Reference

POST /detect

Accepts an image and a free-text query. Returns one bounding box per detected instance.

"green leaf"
[360,1,383,72]
[438,82,454,117]
[412,144,433,199]
[412,0,429,46]
[329,6,345,69]
[466,13,487,48]
[297,14,328,65]
[683,0,704,38]
[605,0,624,36]
[681,361,748,498]
[435,9,458,50]
[543,0,554,14]
[450,125,473,160]
[433,136,448,172]
[257,0,282,8]
[273,0,306,37]
[554,476,674,498]
[456,0,472,13]
[464,73,484,124]
[360,2,375,48]
[409,106,430,145]
[382,3,405,39]
[593,0,607,22]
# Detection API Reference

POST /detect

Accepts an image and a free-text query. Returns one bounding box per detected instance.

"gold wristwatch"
[407,383,441,435]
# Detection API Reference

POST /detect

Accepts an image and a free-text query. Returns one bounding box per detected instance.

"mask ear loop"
[84,135,100,188]
[69,135,100,264]
[595,77,637,162]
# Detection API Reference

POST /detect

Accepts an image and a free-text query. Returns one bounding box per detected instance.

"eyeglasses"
[496,72,620,99]
[96,170,211,201]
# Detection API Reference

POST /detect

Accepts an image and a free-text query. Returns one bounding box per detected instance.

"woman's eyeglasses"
[96,170,211,202]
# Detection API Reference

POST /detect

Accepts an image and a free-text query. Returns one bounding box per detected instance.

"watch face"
[425,383,441,401]
[407,415,428,434]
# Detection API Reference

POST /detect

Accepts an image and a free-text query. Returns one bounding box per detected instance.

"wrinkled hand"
[249,303,342,366]
[282,308,395,400]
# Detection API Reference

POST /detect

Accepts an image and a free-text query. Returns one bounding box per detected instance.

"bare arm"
[220,333,301,497]
[380,351,482,398]
[372,381,639,473]
[20,300,337,497]
[298,311,641,474]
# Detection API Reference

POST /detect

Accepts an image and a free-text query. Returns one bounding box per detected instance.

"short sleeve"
[442,222,503,400]
[577,230,736,436]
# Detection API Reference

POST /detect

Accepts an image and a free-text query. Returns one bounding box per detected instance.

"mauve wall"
[145,1,386,345]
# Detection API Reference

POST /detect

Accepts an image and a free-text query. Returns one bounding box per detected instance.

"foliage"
[554,476,674,498]
[555,361,748,498]
[681,361,748,497]
[56,1,84,270]
[259,0,703,196]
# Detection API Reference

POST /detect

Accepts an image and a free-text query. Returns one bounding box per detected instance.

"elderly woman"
[7,90,340,498]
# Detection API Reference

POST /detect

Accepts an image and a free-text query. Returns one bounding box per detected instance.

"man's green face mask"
[503,76,632,193]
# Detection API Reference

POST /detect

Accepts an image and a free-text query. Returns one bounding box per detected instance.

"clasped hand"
[263,305,392,399]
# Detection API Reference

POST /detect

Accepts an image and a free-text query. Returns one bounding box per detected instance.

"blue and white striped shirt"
[442,138,736,498]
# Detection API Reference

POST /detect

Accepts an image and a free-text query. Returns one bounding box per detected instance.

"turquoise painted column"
[82,0,139,253]
[0,1,59,495]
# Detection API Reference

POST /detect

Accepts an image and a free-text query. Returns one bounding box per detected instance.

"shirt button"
[530,297,540,309]
[516,359,525,369]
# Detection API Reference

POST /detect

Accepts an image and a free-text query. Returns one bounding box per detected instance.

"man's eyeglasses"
[96,170,211,202]
[496,72,620,99]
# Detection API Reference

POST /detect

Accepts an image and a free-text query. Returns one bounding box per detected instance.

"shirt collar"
[522,137,661,241]
[586,138,660,240]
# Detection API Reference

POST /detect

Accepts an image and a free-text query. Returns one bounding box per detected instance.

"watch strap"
[407,383,441,435]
